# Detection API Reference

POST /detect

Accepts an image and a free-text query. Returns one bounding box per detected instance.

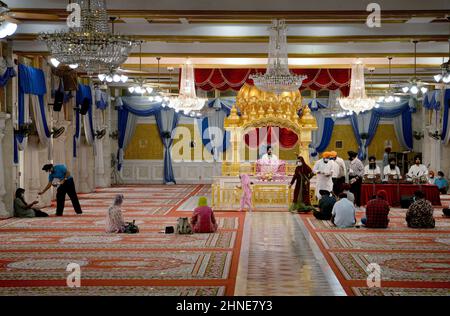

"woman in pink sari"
[239,174,252,212]
[191,197,218,233]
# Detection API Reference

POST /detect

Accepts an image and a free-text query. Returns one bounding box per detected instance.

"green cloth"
[198,196,208,207]
[14,198,35,218]
[289,202,316,213]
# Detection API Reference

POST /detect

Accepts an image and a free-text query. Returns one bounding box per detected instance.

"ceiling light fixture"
[377,57,401,103]
[402,41,428,95]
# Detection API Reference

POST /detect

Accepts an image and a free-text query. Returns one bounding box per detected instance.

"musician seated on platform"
[434,171,449,194]
[313,190,336,220]
[406,190,435,228]
[341,183,355,204]
[407,155,428,182]
[331,193,356,228]
[260,145,278,162]
[361,190,390,228]
[383,158,402,182]
[363,156,381,182]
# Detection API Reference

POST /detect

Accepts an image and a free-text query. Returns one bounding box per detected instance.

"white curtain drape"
[206,109,227,161]
[118,113,137,167]
[310,111,325,160]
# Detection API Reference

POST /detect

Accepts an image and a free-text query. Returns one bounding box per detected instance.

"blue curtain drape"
[155,108,180,184]
[441,89,450,145]
[0,67,15,87]
[423,90,441,110]
[311,117,334,157]
[14,64,49,164]
[198,114,231,157]
[73,84,93,157]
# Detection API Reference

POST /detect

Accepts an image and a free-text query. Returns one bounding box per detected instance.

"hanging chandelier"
[434,38,450,84]
[167,59,207,116]
[38,0,139,73]
[338,60,377,115]
[402,41,428,95]
[377,57,401,103]
[250,19,306,95]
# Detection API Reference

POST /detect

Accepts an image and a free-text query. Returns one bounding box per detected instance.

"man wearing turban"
[312,152,334,200]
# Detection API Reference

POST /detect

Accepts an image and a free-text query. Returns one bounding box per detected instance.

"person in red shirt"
[190,196,218,233]
[361,190,390,228]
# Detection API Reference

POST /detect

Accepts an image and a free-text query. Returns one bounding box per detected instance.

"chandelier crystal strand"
[250,20,306,94]
[338,61,377,115]
[168,60,207,116]
[39,0,139,74]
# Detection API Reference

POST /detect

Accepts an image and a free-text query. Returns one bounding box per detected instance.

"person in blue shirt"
[38,164,82,216]
[434,171,449,194]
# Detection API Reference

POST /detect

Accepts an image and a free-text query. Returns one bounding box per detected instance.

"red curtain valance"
[195,68,351,96]
[244,127,298,149]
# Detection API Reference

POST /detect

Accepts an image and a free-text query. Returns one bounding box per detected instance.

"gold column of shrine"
[222,84,317,176]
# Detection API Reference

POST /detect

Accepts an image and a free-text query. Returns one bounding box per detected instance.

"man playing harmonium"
[407,155,428,183]
[363,156,381,182]
[383,158,402,182]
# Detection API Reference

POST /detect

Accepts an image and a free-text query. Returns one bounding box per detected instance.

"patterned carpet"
[0,185,245,296]
[300,197,450,296]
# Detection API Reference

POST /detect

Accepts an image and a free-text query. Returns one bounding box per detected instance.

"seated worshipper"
[406,190,435,228]
[364,156,381,181]
[312,152,334,201]
[106,194,126,233]
[14,188,48,218]
[261,145,278,162]
[434,171,449,194]
[361,190,390,228]
[331,193,356,228]
[443,207,450,217]
[289,156,315,212]
[428,171,436,184]
[383,158,402,182]
[313,190,336,220]
[341,183,355,204]
[191,197,218,233]
[407,155,428,182]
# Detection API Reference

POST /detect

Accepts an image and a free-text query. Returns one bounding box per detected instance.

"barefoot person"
[14,188,48,218]
[289,156,315,212]
[39,164,82,216]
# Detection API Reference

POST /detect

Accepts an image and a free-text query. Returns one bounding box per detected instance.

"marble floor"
[235,212,345,296]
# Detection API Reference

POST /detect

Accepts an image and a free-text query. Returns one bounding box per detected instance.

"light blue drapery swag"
[207,98,235,116]
[116,97,164,172]
[308,98,414,161]
[198,109,231,160]
[155,108,180,184]
[423,89,450,145]
[95,88,108,110]
[14,64,51,164]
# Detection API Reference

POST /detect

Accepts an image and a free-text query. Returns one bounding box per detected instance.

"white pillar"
[95,138,107,187]
[0,113,10,217]
[78,143,90,193]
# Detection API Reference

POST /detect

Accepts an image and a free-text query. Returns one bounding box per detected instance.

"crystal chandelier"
[250,20,306,95]
[39,0,139,73]
[338,60,377,115]
[377,57,401,103]
[167,59,207,116]
[402,41,428,95]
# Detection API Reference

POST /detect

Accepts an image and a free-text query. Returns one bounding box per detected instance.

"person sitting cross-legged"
[191,197,218,233]
[434,171,449,194]
[341,183,355,204]
[361,190,390,228]
[406,190,435,228]
[313,190,336,220]
[331,193,356,228]
[14,188,48,218]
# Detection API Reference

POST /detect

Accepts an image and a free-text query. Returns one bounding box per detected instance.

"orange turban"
[322,152,331,158]
[330,151,338,158]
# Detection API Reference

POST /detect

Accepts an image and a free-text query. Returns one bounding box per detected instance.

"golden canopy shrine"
[212,84,318,210]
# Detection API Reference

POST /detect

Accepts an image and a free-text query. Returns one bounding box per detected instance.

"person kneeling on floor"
[14,188,48,218]
[106,194,126,233]
[331,193,356,228]
[191,197,218,233]
[313,190,336,220]
[361,190,390,228]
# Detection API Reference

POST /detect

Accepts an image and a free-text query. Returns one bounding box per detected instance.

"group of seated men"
[364,155,449,194]
[313,189,440,229]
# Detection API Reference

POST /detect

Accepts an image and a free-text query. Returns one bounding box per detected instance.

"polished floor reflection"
[235,212,345,296]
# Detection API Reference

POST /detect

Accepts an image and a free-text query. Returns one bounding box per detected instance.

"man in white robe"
[383,158,402,181]
[261,145,278,162]
[312,152,334,200]
[407,155,428,181]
